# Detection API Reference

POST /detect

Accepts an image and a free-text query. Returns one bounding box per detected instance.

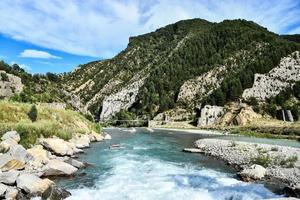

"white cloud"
[20,49,61,59]
[0,0,299,58]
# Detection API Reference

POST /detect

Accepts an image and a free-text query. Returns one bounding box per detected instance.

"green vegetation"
[281,34,300,43]
[0,101,100,148]
[0,61,70,104]
[251,154,298,168]
[28,105,38,122]
[251,154,273,167]
[0,72,9,81]
[230,128,299,139]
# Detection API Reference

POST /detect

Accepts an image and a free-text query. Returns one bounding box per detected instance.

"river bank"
[185,138,300,198]
[0,130,110,199]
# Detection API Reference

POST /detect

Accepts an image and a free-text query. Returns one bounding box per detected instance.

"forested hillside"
[0,61,70,105]
[63,19,300,121]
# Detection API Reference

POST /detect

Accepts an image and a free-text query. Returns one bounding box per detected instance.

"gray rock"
[182,148,202,153]
[197,105,224,126]
[0,183,8,197]
[5,186,18,200]
[42,185,71,200]
[0,154,13,168]
[16,173,53,195]
[70,134,90,149]
[8,144,33,163]
[1,131,20,143]
[65,158,85,168]
[43,159,78,176]
[0,170,20,185]
[104,133,112,140]
[0,138,18,152]
[40,138,75,156]
[238,164,266,181]
[0,71,24,99]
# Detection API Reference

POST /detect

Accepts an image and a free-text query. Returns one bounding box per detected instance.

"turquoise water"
[56,128,284,200]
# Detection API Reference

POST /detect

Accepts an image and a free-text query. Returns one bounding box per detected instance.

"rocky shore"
[185,138,300,198]
[0,130,111,199]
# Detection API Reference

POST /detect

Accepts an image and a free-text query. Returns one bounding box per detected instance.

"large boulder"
[0,154,25,172]
[234,106,261,126]
[1,131,20,143]
[27,145,51,164]
[104,133,112,140]
[8,144,33,163]
[65,158,85,169]
[5,186,18,200]
[0,170,20,185]
[238,164,266,181]
[42,185,71,200]
[197,105,225,126]
[43,159,78,176]
[40,138,76,156]
[89,131,104,142]
[70,134,90,149]
[16,173,53,195]
[0,183,8,197]
[0,138,17,152]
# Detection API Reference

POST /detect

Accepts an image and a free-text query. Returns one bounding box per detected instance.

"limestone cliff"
[100,75,147,121]
[243,51,300,101]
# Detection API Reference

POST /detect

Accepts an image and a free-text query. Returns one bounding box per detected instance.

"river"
[55,128,296,200]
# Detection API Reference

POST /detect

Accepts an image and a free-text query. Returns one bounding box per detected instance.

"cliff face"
[243,51,300,101]
[100,75,146,121]
[0,71,23,99]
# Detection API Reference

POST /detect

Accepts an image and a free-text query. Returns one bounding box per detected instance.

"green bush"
[28,105,38,122]
[0,72,9,81]
[251,154,272,167]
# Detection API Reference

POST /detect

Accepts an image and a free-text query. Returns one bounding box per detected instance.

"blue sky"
[0,0,300,74]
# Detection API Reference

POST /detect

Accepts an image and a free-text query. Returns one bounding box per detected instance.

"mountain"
[62,19,300,122]
[1,19,299,123]
[281,34,300,43]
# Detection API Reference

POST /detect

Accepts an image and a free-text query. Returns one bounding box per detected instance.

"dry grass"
[0,101,100,148]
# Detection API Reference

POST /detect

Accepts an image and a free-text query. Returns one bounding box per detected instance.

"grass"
[0,101,100,148]
[251,154,273,167]
[251,154,298,168]
[230,128,298,140]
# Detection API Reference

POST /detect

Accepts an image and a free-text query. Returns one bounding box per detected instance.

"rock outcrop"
[0,71,24,99]
[197,105,224,126]
[153,108,193,122]
[243,51,300,101]
[100,75,146,121]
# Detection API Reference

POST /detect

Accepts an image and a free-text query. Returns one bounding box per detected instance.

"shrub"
[279,155,298,168]
[28,105,38,122]
[251,154,272,167]
[0,72,9,81]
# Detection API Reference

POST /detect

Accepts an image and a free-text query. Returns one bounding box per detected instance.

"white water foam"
[66,153,279,200]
